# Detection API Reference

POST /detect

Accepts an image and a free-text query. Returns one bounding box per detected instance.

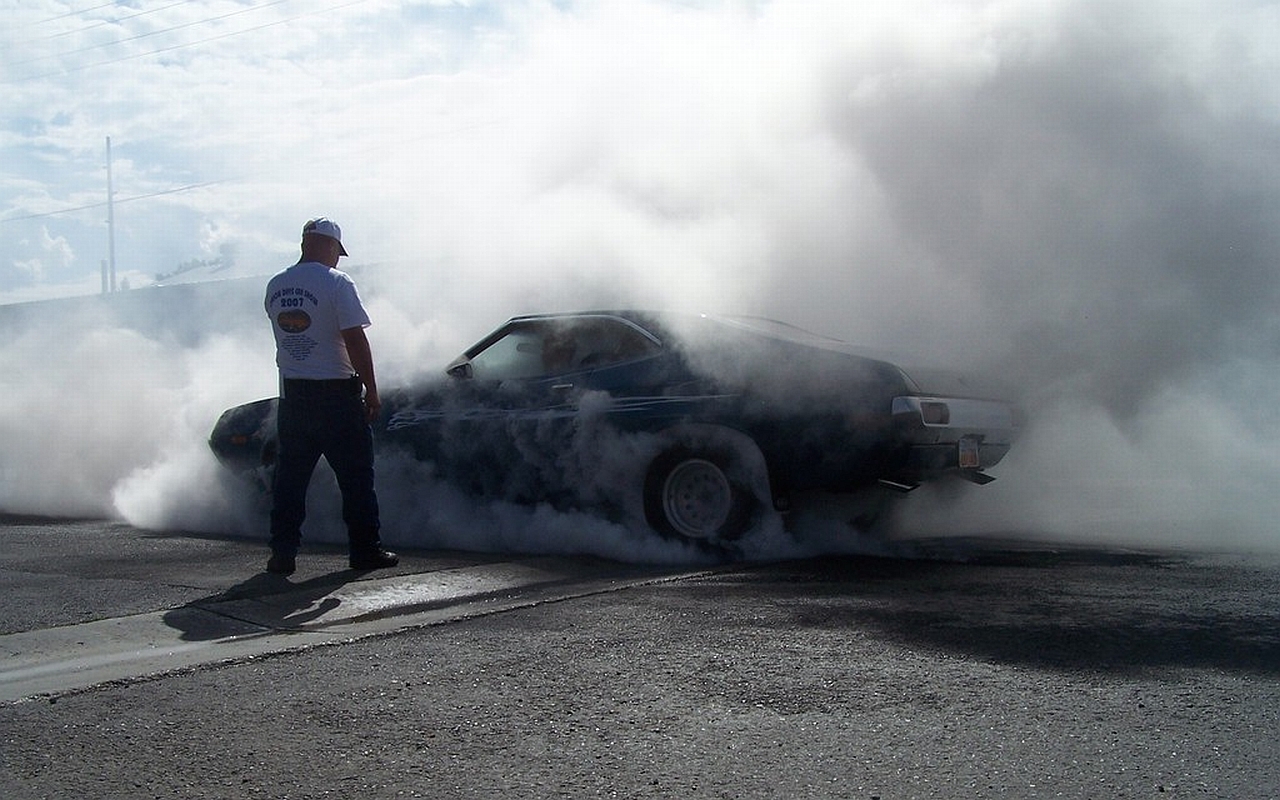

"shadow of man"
[163,571,365,642]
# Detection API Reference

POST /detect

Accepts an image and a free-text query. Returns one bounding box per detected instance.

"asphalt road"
[1,516,1278,799]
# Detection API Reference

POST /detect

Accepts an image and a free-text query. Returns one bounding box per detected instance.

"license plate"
[958,436,980,469]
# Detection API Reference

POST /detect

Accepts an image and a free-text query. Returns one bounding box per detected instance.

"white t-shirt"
[265,261,371,380]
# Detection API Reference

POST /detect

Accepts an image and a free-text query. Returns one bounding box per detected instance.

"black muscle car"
[210,311,1020,546]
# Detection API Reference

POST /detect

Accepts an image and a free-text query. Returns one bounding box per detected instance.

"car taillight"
[920,401,950,425]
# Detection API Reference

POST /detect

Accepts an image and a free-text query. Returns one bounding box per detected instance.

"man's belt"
[281,375,361,399]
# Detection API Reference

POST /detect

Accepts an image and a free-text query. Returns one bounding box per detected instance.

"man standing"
[263,217,398,575]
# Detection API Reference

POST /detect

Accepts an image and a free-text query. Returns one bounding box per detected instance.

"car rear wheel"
[644,448,755,543]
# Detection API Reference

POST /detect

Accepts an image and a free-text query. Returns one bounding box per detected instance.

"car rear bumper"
[889,395,1020,479]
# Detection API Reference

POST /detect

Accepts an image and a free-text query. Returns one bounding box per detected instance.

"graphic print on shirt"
[277,309,312,333]
[270,285,321,362]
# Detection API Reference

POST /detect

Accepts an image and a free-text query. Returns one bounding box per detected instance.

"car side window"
[467,328,546,380]
[467,318,662,381]
[562,319,661,372]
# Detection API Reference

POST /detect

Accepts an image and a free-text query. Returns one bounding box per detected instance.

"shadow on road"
[716,543,1280,678]
[162,571,366,642]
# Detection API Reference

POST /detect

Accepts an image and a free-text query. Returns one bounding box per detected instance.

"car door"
[384,317,645,501]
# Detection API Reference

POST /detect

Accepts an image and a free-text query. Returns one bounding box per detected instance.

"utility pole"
[105,136,117,293]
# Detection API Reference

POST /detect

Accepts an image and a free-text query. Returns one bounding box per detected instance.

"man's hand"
[342,325,381,424]
[363,389,382,424]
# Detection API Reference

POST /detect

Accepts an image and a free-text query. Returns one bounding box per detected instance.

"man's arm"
[341,326,380,423]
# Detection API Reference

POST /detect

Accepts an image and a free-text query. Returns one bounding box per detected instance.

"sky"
[1,0,1279,560]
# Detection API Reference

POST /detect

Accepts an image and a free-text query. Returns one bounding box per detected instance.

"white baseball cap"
[302,217,348,256]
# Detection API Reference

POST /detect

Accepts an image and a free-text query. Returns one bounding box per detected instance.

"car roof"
[502,310,830,344]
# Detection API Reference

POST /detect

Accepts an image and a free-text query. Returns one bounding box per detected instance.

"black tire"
[643,447,756,543]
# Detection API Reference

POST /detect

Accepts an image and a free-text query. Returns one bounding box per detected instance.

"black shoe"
[350,549,399,570]
[266,553,296,575]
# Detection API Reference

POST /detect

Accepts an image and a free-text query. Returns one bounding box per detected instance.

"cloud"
[6,225,74,289]
[11,258,43,283]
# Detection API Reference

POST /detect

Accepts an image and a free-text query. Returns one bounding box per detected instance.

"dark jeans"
[269,377,381,557]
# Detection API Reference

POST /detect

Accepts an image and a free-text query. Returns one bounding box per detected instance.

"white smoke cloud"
[2,1,1278,559]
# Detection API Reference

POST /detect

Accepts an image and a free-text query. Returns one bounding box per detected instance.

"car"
[209,311,1021,549]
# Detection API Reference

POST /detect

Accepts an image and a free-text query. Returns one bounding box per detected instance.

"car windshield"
[465,316,662,381]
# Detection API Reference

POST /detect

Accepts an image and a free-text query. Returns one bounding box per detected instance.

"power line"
[32,0,203,43]
[7,0,297,68]
[13,1,119,30]
[0,115,500,226]
[3,0,371,82]
[0,179,228,225]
